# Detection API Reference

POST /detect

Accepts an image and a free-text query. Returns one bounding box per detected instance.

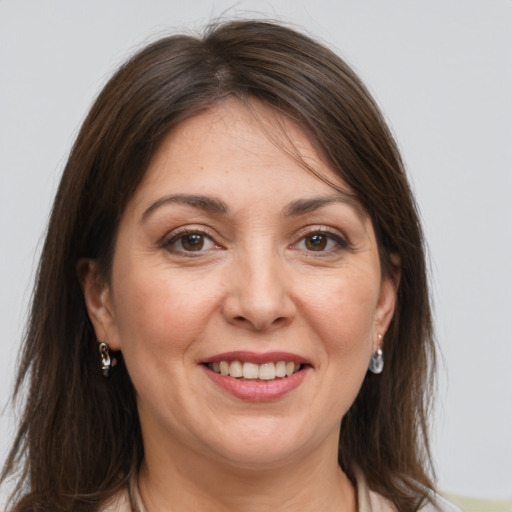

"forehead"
[129,98,362,217]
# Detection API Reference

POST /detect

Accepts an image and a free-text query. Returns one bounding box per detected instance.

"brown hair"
[2,20,437,511]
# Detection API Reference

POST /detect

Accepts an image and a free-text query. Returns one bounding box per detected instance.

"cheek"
[300,271,380,348]
[295,270,380,407]
[110,266,221,363]
[314,297,376,421]
[109,270,221,430]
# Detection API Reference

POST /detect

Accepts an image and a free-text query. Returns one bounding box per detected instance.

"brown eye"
[165,231,217,255]
[305,234,328,251]
[181,234,205,251]
[295,231,348,253]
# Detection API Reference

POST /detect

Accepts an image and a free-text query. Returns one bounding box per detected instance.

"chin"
[214,443,305,471]
[199,419,326,471]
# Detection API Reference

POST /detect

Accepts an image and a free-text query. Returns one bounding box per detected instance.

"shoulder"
[368,490,463,512]
[97,488,132,512]
[421,494,465,512]
[369,488,463,512]
[354,468,462,512]
[98,477,146,512]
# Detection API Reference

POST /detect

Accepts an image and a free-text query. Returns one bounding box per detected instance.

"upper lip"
[201,351,311,365]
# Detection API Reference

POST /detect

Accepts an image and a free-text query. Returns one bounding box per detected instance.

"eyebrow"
[283,194,364,218]
[141,192,363,222]
[141,194,229,221]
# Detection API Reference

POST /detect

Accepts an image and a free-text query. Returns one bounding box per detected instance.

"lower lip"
[202,365,309,401]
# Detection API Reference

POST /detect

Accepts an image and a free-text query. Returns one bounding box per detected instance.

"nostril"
[233,315,287,328]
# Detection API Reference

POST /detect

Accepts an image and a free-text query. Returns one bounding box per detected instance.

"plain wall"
[1,0,511,501]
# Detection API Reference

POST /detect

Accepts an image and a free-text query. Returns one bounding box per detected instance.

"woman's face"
[84,99,397,471]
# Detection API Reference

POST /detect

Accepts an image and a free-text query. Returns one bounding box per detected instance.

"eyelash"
[291,228,349,254]
[162,227,349,257]
[163,228,220,257]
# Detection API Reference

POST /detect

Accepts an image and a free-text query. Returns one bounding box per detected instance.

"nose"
[221,249,296,332]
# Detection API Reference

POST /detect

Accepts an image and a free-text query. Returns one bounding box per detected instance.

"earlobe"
[76,259,121,351]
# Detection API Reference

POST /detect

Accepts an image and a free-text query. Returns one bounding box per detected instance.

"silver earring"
[368,334,384,374]
[99,342,116,377]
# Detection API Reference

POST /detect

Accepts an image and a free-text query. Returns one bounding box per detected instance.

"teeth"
[230,360,243,378]
[242,362,259,379]
[219,361,229,376]
[275,361,286,378]
[259,363,275,380]
[209,360,303,380]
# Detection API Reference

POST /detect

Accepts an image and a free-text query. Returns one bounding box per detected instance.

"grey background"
[1,0,511,501]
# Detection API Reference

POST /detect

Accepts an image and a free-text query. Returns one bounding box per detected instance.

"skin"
[82,99,398,511]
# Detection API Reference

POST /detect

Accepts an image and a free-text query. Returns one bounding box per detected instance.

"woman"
[1,20,459,512]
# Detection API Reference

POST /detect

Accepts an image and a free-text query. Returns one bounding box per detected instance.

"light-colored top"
[354,469,462,512]
[100,471,463,512]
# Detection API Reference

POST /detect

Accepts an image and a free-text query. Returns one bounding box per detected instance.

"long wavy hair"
[2,20,437,512]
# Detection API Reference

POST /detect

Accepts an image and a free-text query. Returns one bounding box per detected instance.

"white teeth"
[242,362,259,379]
[275,361,286,378]
[259,363,276,380]
[209,360,302,380]
[219,361,229,376]
[229,360,243,378]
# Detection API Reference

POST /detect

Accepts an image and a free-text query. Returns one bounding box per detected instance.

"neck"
[137,430,356,512]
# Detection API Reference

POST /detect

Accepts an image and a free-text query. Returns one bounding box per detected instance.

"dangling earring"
[368,333,384,374]
[99,342,117,377]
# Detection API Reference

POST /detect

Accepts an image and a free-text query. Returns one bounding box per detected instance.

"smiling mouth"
[206,360,304,381]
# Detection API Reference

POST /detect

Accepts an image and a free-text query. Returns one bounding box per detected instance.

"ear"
[77,259,121,351]
[373,253,401,349]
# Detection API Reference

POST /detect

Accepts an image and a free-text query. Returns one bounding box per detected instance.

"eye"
[305,233,330,251]
[165,231,217,254]
[295,231,347,252]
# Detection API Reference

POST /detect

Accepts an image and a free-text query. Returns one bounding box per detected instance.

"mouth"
[205,360,304,381]
[200,351,311,391]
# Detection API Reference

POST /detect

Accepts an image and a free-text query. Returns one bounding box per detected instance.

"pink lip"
[202,364,309,401]
[202,351,310,365]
